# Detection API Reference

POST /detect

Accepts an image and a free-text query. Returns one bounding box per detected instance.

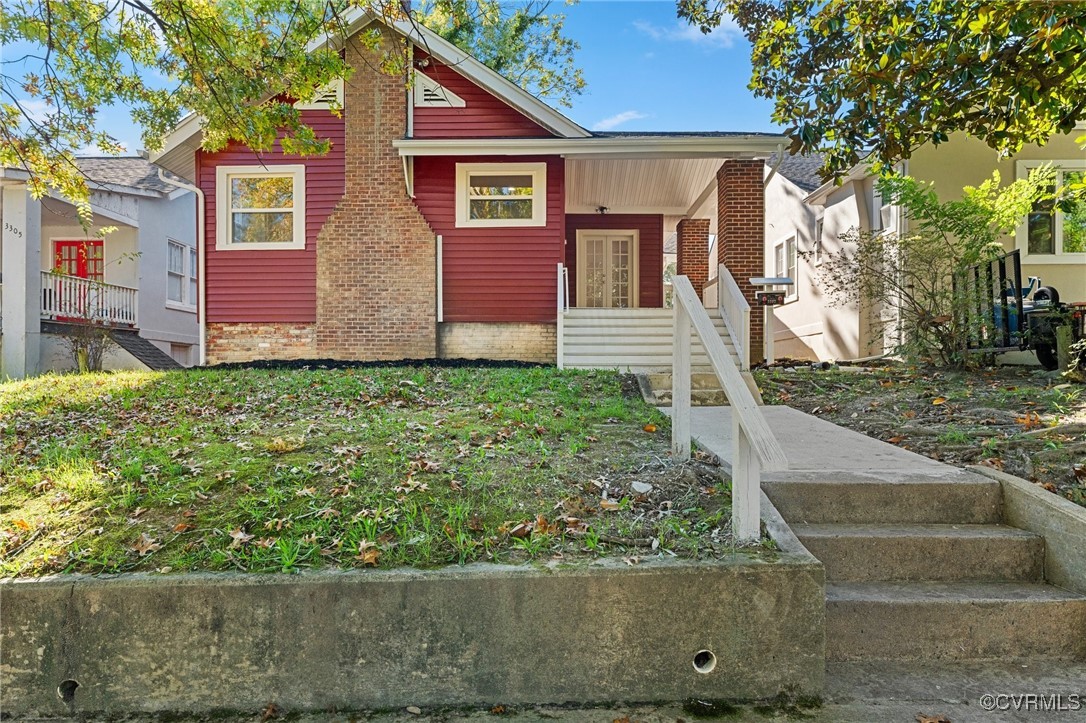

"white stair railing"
[717,263,751,371]
[672,274,787,541]
[556,262,569,369]
[41,271,138,327]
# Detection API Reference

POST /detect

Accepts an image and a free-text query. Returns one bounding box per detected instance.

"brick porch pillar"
[676,218,710,299]
[717,160,766,367]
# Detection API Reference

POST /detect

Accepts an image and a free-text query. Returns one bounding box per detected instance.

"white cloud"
[15,99,53,124]
[592,110,648,132]
[74,140,132,157]
[632,18,742,49]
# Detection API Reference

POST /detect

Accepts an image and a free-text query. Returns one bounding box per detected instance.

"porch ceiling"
[565,157,722,216]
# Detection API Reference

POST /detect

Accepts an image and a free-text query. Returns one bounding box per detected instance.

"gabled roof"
[768,152,826,193]
[77,157,185,196]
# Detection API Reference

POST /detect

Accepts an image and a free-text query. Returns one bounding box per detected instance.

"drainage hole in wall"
[692,650,717,674]
[57,679,80,703]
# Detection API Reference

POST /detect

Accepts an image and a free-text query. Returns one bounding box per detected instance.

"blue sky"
[4,1,779,155]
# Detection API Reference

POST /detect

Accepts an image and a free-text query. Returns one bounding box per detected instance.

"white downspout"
[159,169,207,366]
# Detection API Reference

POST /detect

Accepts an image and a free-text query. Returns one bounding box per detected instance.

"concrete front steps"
[765,474,1086,662]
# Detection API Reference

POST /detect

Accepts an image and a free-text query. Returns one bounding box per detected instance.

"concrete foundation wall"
[1,557,823,717]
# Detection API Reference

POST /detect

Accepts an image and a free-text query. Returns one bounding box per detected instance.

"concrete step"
[763,476,1003,525]
[826,581,1086,662]
[794,523,1044,583]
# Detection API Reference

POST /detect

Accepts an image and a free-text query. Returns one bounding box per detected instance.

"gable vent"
[294,78,343,110]
[414,71,466,108]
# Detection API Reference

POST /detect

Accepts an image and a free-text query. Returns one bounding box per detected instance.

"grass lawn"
[756,363,1086,505]
[0,366,746,577]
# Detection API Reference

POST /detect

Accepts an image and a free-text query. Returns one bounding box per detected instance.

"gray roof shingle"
[769,152,826,192]
[76,157,183,195]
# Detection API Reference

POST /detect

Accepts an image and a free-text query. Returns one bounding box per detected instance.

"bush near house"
[0,366,745,577]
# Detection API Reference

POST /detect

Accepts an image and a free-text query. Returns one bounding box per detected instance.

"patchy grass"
[0,366,749,577]
[756,362,1086,505]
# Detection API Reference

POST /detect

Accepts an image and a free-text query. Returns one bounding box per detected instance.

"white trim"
[294,78,343,110]
[772,234,798,304]
[455,162,546,228]
[396,136,786,159]
[574,229,640,309]
[413,71,466,108]
[1015,159,1086,264]
[165,301,198,314]
[214,164,307,251]
[813,217,824,266]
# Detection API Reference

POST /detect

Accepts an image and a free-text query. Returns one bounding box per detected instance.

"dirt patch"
[756,362,1086,507]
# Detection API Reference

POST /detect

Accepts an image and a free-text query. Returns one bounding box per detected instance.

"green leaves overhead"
[678,0,1086,179]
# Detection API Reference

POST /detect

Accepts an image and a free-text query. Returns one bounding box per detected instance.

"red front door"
[54,240,104,280]
[52,240,104,321]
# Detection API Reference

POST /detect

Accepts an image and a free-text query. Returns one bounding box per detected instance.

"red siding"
[565,214,664,309]
[198,111,345,323]
[413,53,554,138]
[413,156,564,323]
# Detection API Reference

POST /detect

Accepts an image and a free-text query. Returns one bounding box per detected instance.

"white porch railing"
[672,274,787,541]
[556,262,569,369]
[40,271,138,327]
[716,264,751,371]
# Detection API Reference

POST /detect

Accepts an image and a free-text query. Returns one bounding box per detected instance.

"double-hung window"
[215,165,306,250]
[166,239,197,309]
[1017,160,1086,262]
[455,163,546,228]
[773,235,798,303]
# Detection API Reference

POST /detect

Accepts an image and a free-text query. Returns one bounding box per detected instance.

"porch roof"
[392,133,786,160]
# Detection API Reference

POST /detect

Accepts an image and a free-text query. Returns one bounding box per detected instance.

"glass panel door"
[578,232,638,308]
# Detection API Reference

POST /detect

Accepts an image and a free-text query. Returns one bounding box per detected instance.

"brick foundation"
[206,323,317,364]
[676,218,711,299]
[717,160,766,367]
[314,34,437,361]
[438,323,556,364]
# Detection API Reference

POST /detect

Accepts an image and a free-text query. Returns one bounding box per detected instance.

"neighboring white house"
[1,157,198,379]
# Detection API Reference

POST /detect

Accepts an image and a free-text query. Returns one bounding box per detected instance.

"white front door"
[576,231,639,308]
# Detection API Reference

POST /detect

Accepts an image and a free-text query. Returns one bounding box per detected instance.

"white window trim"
[215,164,306,251]
[165,238,198,311]
[813,217,824,266]
[455,162,546,228]
[773,234,798,304]
[1015,159,1086,265]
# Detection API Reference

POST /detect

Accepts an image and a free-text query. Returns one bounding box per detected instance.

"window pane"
[231,176,294,209]
[469,174,533,197]
[189,249,197,278]
[168,243,184,274]
[1062,172,1086,253]
[469,199,533,220]
[189,278,197,304]
[167,273,183,302]
[232,211,295,244]
[1028,194,1055,255]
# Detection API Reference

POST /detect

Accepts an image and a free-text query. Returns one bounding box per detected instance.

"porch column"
[676,218,710,299]
[717,160,766,367]
[1,184,42,379]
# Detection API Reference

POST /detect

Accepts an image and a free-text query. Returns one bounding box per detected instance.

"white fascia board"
[0,167,31,185]
[44,190,140,227]
[804,162,873,205]
[393,136,788,159]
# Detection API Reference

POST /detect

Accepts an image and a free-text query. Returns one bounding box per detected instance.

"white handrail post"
[672,300,691,461]
[732,414,761,542]
[556,262,565,369]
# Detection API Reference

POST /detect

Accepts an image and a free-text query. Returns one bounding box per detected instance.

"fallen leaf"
[916,715,951,723]
[887,436,906,444]
[449,479,464,491]
[932,397,947,405]
[181,509,197,518]
[261,703,280,722]
[1073,464,1086,481]
[228,529,254,548]
[131,533,161,556]
[406,706,421,716]
[903,410,918,419]
[977,458,1004,471]
[173,522,196,533]
[622,556,641,566]
[1016,412,1042,430]
[508,523,531,539]
[599,499,621,511]
[12,519,31,532]
[356,540,381,566]
[643,423,657,433]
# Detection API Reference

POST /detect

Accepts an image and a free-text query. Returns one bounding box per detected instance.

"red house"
[152,10,785,368]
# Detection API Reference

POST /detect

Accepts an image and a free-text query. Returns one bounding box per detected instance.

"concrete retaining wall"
[972,465,1086,595]
[1,556,824,717]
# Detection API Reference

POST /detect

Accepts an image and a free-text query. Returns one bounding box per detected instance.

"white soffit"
[565,157,724,215]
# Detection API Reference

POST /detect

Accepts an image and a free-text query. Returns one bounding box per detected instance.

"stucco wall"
[908,132,1086,302]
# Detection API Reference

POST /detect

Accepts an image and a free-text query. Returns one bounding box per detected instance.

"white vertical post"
[764,305,774,366]
[556,262,565,369]
[2,186,42,379]
[672,300,691,460]
[732,413,761,542]
[436,235,443,323]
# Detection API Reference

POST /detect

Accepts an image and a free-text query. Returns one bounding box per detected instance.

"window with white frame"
[1017,161,1086,260]
[167,239,197,308]
[455,162,546,228]
[215,165,306,250]
[774,236,798,303]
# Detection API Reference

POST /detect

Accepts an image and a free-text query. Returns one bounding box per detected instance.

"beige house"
[765,132,1086,363]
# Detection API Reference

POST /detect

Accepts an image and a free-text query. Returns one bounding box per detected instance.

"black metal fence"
[953,249,1025,352]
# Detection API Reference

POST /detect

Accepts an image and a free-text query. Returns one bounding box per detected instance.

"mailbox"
[756,290,786,307]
